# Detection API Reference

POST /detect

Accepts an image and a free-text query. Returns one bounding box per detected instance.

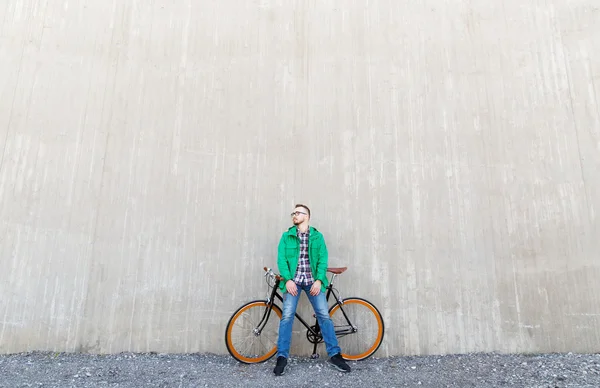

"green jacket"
[277,226,329,294]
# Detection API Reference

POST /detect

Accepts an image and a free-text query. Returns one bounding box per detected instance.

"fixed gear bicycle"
[225,266,385,364]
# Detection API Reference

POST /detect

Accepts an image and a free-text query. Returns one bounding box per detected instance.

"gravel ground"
[1,351,599,388]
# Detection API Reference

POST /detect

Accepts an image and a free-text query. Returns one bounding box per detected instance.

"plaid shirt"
[293,228,314,286]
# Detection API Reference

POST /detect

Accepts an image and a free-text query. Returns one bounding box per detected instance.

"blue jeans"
[276,284,341,358]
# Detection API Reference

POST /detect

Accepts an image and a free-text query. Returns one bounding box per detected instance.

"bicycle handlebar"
[263,267,284,281]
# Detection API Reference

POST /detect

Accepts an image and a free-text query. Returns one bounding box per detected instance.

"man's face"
[291,207,309,225]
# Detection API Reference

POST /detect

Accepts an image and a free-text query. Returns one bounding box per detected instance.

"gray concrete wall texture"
[1,0,599,357]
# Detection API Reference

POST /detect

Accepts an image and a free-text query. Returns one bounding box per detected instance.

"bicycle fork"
[255,279,282,336]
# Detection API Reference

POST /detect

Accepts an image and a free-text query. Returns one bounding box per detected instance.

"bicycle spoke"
[235,333,262,357]
[260,331,278,346]
[240,311,259,328]
[233,334,255,354]
[257,336,276,353]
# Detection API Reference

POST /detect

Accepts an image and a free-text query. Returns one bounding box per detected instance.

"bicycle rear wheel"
[225,300,282,364]
[329,297,384,361]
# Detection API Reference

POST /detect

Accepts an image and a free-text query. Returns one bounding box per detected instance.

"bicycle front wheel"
[225,300,282,364]
[329,297,384,361]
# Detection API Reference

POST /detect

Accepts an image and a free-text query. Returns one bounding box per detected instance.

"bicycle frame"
[254,272,357,346]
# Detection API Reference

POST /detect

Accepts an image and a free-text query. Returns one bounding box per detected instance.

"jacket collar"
[286,225,319,237]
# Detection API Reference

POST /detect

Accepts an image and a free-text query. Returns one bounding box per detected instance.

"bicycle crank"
[306,325,324,344]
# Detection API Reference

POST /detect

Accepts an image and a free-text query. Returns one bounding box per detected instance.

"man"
[273,204,351,376]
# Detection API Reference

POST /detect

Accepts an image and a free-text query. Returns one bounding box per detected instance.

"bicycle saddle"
[327,267,347,274]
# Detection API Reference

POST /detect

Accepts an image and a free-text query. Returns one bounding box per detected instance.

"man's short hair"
[295,203,311,218]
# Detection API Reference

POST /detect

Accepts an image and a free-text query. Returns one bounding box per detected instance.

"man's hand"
[309,280,322,296]
[286,280,298,296]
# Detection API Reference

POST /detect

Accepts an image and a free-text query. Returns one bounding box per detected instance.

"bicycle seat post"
[330,273,337,286]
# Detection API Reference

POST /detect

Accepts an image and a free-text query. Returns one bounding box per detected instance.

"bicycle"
[225,266,385,364]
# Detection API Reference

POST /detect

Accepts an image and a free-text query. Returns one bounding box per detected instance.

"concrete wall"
[1,0,599,356]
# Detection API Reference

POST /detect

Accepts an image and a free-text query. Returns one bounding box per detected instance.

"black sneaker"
[273,356,287,376]
[328,353,351,372]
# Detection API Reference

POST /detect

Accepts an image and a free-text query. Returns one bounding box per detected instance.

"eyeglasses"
[290,211,308,217]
